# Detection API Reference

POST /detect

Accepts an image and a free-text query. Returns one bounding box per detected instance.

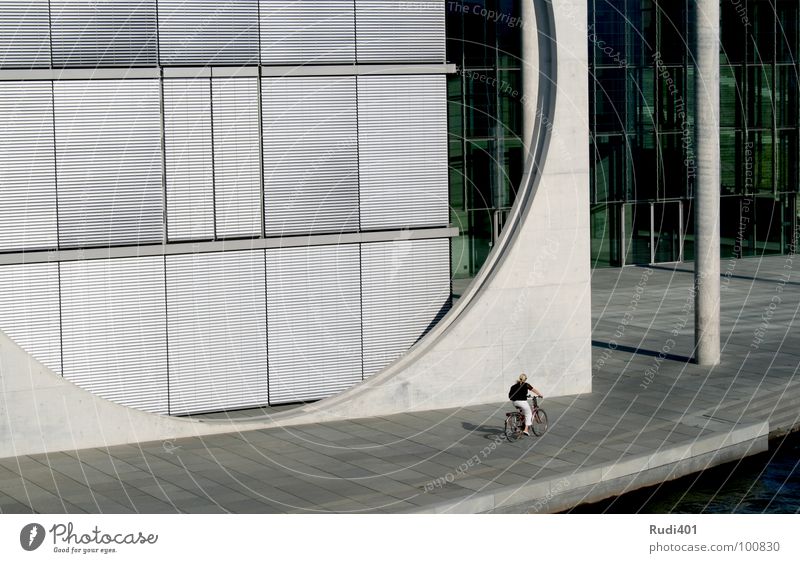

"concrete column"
[521,0,538,155]
[694,0,721,365]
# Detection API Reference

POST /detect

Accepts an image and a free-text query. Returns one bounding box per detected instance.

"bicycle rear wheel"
[532,409,548,436]
[504,415,521,441]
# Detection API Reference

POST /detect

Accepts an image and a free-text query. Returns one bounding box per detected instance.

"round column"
[694,0,721,366]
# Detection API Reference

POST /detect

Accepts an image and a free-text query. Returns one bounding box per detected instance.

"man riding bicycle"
[508,373,544,436]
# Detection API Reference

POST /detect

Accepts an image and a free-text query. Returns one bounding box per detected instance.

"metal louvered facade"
[0,263,62,375]
[166,251,268,415]
[361,239,451,378]
[262,76,359,236]
[158,0,259,66]
[0,1,50,69]
[212,78,262,239]
[260,0,355,65]
[60,257,168,414]
[53,79,163,248]
[358,75,449,230]
[0,1,453,415]
[355,0,446,63]
[164,79,215,241]
[50,1,158,67]
[266,245,362,404]
[0,81,57,252]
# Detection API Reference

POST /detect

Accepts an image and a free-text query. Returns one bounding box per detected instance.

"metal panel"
[0,263,61,375]
[0,81,57,251]
[0,1,51,69]
[53,79,163,248]
[212,77,261,238]
[361,239,451,378]
[164,78,214,241]
[357,75,449,230]
[60,256,168,414]
[266,245,361,404]
[166,251,267,415]
[158,0,259,66]
[262,77,359,236]
[355,0,445,63]
[50,1,157,67]
[260,0,355,65]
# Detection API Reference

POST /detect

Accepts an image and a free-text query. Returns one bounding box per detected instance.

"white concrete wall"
[0,0,591,457]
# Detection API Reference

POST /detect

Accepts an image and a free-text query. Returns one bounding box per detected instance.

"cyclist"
[508,373,544,436]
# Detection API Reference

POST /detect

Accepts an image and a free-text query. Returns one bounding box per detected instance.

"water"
[565,432,800,513]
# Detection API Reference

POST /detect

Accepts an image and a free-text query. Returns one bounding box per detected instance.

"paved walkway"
[1,256,798,513]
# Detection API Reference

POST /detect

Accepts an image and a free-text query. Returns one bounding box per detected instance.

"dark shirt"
[509,382,533,402]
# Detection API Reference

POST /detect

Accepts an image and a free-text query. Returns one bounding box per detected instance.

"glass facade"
[446,1,800,275]
[447,1,524,278]
[590,0,800,267]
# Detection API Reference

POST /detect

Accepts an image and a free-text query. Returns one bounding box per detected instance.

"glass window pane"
[776,64,798,127]
[593,134,626,202]
[657,65,688,131]
[629,67,655,129]
[464,1,497,67]
[449,140,465,210]
[747,65,774,129]
[496,0,522,68]
[497,139,523,208]
[776,0,798,64]
[658,133,687,199]
[594,67,626,133]
[630,133,657,200]
[720,129,742,195]
[590,203,623,267]
[748,130,775,194]
[465,140,495,208]
[594,0,627,65]
[777,129,798,192]
[498,69,522,138]
[721,0,747,64]
[720,65,744,128]
[464,69,497,137]
[750,0,775,64]
[657,1,687,65]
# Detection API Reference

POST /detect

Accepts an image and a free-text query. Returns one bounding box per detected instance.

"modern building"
[0,0,594,457]
[444,0,800,274]
[0,1,456,415]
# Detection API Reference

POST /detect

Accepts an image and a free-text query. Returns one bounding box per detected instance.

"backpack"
[508,383,519,400]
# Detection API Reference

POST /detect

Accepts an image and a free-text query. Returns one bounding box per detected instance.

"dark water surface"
[565,432,800,513]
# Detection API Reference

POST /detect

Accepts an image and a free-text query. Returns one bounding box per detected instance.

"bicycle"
[504,396,548,441]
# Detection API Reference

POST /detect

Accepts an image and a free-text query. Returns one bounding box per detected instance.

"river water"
[565,432,800,513]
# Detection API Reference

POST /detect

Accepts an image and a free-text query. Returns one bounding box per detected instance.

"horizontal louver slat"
[60,256,168,414]
[53,79,163,248]
[361,238,451,378]
[50,1,157,67]
[262,77,359,236]
[0,81,57,251]
[164,78,214,241]
[0,263,62,375]
[358,75,449,230]
[0,1,50,69]
[355,0,445,63]
[158,0,259,66]
[212,77,261,239]
[266,245,361,404]
[260,0,355,64]
[166,251,268,415]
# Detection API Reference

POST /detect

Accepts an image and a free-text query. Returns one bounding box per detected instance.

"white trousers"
[513,400,532,426]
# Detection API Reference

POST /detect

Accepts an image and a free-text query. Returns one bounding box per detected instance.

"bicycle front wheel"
[532,409,548,436]
[504,415,520,441]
